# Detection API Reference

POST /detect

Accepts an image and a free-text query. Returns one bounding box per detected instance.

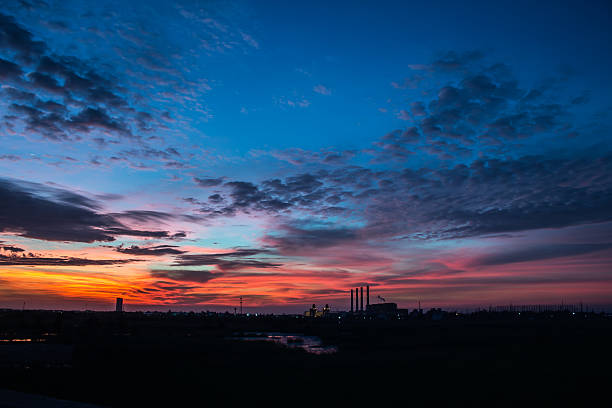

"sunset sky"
[1,0,611,312]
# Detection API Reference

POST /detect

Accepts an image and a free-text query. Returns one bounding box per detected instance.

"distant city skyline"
[1,0,612,312]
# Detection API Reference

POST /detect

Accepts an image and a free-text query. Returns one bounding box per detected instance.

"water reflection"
[232,332,337,355]
[0,338,36,342]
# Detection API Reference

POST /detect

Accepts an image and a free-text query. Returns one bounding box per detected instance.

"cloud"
[197,173,343,218]
[110,210,176,223]
[150,269,223,283]
[192,146,612,252]
[115,244,186,256]
[265,222,359,252]
[313,84,331,95]
[1,244,25,252]
[172,249,281,271]
[340,152,612,242]
[0,12,177,148]
[67,107,132,137]
[0,178,116,242]
[0,178,180,243]
[470,243,612,266]
[0,13,46,62]
[194,149,612,250]
[430,50,484,72]
[371,51,585,164]
[0,57,22,79]
[194,177,224,187]
[0,253,136,266]
[239,31,259,49]
[373,128,419,159]
[258,147,356,166]
[275,96,310,108]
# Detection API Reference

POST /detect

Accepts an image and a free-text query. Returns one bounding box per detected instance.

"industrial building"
[304,303,330,317]
[304,286,406,319]
[350,285,406,319]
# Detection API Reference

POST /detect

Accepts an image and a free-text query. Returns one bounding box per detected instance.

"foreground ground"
[0,310,610,406]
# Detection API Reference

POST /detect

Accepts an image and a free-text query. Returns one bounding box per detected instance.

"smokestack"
[360,287,364,311]
[366,285,370,307]
[356,287,359,312]
[350,289,354,313]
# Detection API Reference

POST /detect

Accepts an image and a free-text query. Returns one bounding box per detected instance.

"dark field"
[1,310,610,406]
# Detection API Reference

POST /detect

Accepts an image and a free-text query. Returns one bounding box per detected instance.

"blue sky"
[1,0,611,311]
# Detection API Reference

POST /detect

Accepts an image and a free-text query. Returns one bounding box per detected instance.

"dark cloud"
[111,210,175,223]
[265,223,359,252]
[115,244,185,256]
[0,253,135,266]
[0,13,46,62]
[262,173,323,195]
[27,71,64,94]
[0,178,179,243]
[0,57,21,79]
[0,178,117,242]
[1,245,25,252]
[102,227,173,239]
[8,102,67,140]
[0,13,175,148]
[571,91,590,105]
[150,269,223,283]
[44,20,69,32]
[67,107,132,137]
[194,177,224,187]
[373,128,419,160]
[264,148,357,166]
[374,51,584,163]
[208,193,223,203]
[372,271,612,287]
[430,50,484,72]
[358,153,612,240]
[172,249,280,271]
[120,147,181,161]
[193,148,612,250]
[470,243,612,266]
[197,173,345,218]
[197,149,612,249]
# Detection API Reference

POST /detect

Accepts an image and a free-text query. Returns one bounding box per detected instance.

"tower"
[360,286,363,311]
[115,297,123,312]
[350,289,354,312]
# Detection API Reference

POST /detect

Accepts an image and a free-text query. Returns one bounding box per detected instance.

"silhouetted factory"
[304,285,416,319]
[350,285,402,317]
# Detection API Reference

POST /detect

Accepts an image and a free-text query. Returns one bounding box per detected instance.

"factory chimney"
[366,285,370,307]
[356,287,359,312]
[350,289,354,313]
[360,287,364,311]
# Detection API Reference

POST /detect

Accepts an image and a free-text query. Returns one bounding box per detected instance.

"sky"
[1,0,611,312]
